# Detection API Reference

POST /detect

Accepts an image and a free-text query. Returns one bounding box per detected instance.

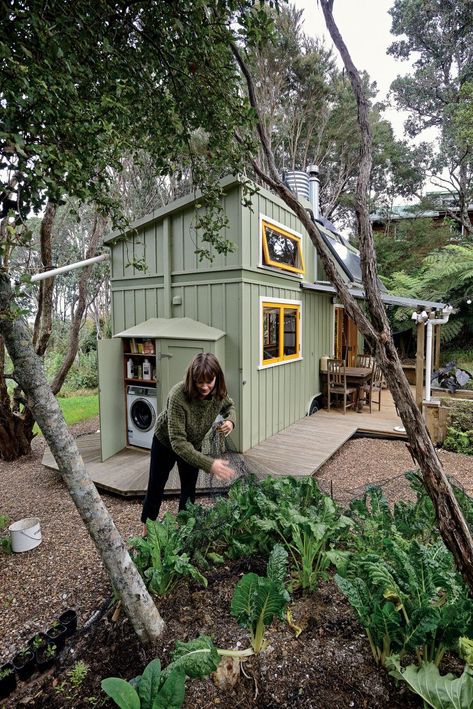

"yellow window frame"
[261,219,305,275]
[262,301,301,365]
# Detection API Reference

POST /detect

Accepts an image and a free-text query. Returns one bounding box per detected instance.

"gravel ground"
[1,419,473,664]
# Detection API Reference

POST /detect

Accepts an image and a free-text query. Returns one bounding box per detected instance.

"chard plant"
[255,492,352,592]
[130,515,207,597]
[177,477,266,563]
[333,537,473,667]
[231,544,290,653]
[102,635,252,709]
[386,655,473,709]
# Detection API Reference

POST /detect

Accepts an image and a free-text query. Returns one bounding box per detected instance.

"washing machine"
[126,385,158,449]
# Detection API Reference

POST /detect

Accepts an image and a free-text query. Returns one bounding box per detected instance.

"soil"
[1,419,473,709]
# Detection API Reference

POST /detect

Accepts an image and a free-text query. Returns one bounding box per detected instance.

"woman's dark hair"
[184,353,227,400]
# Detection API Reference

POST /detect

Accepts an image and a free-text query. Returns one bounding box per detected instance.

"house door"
[334,308,358,366]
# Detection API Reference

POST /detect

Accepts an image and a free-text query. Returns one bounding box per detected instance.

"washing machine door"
[130,397,156,432]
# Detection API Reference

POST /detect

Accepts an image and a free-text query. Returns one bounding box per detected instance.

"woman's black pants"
[141,436,199,523]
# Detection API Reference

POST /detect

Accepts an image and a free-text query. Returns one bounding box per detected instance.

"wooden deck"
[42,389,406,496]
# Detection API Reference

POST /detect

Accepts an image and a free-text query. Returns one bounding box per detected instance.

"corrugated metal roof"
[114,317,225,340]
[301,282,446,310]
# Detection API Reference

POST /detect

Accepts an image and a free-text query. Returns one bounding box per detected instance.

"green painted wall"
[109,178,333,453]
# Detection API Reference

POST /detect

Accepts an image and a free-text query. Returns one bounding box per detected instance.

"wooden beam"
[416,322,425,408]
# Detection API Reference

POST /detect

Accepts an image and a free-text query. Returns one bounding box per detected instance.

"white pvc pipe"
[30,253,109,282]
[425,320,433,403]
[424,312,451,402]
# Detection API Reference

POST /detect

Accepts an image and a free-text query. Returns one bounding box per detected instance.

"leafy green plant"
[255,490,352,592]
[129,515,207,596]
[443,427,473,455]
[348,479,438,548]
[387,656,473,709]
[101,636,221,709]
[333,537,473,667]
[0,514,12,554]
[55,660,90,698]
[68,660,89,688]
[231,544,290,653]
[0,666,13,680]
[177,478,266,563]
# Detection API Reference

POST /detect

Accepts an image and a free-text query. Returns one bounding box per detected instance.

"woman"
[141,352,235,530]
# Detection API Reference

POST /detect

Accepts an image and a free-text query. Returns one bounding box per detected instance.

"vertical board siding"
[240,282,332,452]
[110,181,330,454]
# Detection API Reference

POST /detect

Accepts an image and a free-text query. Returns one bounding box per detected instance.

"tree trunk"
[0,274,165,644]
[232,6,473,593]
[319,0,473,589]
[51,212,107,394]
[0,336,34,460]
[33,201,57,356]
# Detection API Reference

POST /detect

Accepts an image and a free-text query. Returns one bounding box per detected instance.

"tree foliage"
[388,0,473,234]
[245,4,426,226]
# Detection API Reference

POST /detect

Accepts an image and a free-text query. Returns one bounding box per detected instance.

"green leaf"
[387,657,473,709]
[152,669,186,709]
[166,636,220,679]
[100,678,141,709]
[138,658,162,709]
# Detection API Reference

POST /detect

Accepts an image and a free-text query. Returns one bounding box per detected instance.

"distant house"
[97,173,445,462]
[371,192,473,237]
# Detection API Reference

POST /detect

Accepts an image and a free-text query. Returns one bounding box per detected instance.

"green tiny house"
[99,175,335,460]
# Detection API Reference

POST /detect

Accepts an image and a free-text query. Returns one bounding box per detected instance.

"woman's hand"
[210,458,235,481]
[217,420,234,436]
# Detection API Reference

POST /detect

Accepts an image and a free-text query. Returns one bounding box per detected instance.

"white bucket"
[8,517,42,553]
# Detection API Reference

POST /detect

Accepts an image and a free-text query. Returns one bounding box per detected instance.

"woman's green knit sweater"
[154,381,236,473]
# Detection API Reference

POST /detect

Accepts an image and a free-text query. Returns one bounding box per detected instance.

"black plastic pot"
[0,663,16,699]
[46,622,67,650]
[12,649,35,681]
[58,609,77,636]
[35,642,58,672]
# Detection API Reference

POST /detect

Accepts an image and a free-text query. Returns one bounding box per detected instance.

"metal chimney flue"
[307,164,320,220]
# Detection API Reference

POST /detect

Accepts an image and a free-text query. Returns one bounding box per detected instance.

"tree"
[0,0,275,644]
[388,0,473,235]
[231,2,473,592]
[245,4,426,227]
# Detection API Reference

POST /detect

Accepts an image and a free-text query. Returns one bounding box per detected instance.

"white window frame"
[258,214,305,277]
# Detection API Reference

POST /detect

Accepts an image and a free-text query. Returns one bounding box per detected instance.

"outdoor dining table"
[320,366,373,412]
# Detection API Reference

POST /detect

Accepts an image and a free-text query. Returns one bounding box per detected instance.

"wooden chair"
[355,353,373,368]
[327,359,357,414]
[365,362,383,412]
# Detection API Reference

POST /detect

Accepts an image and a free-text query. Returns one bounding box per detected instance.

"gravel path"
[1,420,472,663]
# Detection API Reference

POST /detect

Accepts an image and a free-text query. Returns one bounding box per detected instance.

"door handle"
[157,353,173,360]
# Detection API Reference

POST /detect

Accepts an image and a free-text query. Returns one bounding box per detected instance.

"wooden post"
[416,322,425,408]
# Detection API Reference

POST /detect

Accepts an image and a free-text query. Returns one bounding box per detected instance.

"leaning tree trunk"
[0,273,165,644]
[232,5,473,593]
[319,0,473,590]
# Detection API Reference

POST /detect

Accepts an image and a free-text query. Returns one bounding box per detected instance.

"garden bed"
[1,420,473,708]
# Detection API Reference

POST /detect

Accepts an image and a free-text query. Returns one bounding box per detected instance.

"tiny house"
[98,173,342,459]
[98,172,444,462]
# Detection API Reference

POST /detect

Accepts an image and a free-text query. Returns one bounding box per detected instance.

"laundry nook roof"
[114,317,225,341]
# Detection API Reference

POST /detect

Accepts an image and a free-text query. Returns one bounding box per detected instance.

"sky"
[292,0,412,139]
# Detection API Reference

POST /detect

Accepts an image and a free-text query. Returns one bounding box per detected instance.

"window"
[261,219,305,275]
[262,300,301,366]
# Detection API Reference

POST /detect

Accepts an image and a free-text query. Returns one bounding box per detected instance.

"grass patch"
[34,392,99,435]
